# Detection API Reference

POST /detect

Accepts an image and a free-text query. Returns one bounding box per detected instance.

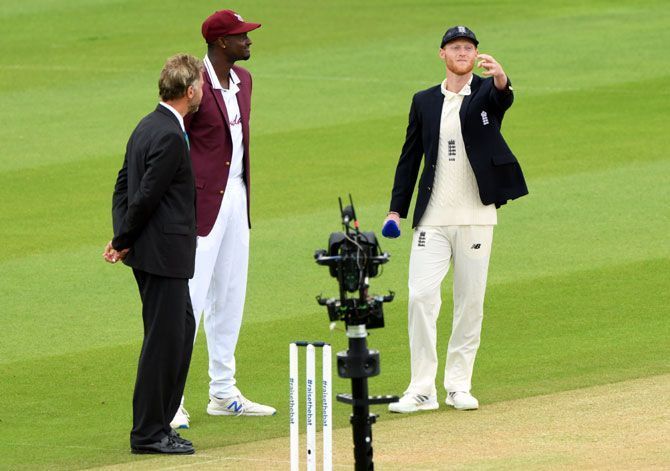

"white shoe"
[445,391,479,410]
[388,393,439,413]
[207,393,277,416]
[170,405,190,429]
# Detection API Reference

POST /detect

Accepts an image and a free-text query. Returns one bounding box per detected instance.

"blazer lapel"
[235,70,250,148]
[426,86,443,161]
[459,74,481,124]
[205,67,230,128]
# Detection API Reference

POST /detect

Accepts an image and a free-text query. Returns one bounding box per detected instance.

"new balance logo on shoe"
[418,232,426,247]
[226,401,243,413]
[471,243,481,249]
[208,393,276,416]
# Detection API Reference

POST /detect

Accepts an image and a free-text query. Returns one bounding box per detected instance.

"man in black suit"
[103,54,203,454]
[383,26,528,414]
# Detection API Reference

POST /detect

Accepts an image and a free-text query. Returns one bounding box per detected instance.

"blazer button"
[427,186,431,191]
[225,161,230,166]
[219,190,224,194]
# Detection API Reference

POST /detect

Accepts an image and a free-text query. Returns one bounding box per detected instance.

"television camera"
[313,196,398,471]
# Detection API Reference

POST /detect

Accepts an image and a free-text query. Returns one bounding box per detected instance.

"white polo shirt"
[420,77,497,226]
[204,55,244,183]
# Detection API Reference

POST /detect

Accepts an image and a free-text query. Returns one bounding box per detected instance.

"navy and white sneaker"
[388,393,439,413]
[207,393,276,416]
[445,391,479,410]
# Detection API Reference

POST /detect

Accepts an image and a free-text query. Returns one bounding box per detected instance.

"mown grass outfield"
[1,0,668,469]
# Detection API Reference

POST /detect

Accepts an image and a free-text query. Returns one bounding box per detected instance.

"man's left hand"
[103,241,129,264]
[476,53,508,91]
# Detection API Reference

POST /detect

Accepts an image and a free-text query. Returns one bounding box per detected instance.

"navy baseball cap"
[440,25,479,48]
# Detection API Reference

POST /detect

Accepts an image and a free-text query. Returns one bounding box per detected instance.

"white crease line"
[160,456,290,470]
[4,442,118,451]
[159,455,351,470]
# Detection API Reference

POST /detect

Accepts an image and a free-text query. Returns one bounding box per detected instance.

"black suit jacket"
[390,75,528,228]
[111,105,196,279]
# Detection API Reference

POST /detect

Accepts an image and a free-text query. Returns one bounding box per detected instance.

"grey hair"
[158,54,203,101]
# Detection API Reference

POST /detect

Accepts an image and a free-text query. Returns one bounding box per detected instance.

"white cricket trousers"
[189,178,249,398]
[406,225,493,396]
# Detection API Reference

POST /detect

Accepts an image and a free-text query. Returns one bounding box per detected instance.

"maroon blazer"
[185,65,252,237]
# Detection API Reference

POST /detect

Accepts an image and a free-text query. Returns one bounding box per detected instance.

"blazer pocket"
[195,178,206,189]
[163,223,191,235]
[491,153,517,166]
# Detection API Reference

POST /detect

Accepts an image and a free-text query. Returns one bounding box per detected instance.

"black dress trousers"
[130,269,195,446]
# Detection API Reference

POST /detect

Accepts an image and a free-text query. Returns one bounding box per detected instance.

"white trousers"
[406,225,493,396]
[189,178,249,398]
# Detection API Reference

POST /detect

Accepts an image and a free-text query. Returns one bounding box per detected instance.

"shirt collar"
[158,102,185,133]
[441,75,473,98]
[204,55,240,94]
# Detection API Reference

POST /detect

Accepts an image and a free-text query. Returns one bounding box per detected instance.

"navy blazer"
[111,105,196,278]
[389,74,528,228]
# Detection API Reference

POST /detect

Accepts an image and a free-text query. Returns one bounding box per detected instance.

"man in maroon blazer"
[171,10,275,429]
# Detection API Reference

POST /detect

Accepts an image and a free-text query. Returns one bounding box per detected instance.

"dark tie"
[183,131,190,150]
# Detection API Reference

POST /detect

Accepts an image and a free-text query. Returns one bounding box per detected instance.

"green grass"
[1,0,669,469]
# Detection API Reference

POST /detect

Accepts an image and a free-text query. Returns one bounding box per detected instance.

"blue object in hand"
[382,219,401,238]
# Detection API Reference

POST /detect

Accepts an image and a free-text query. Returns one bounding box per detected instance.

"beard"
[447,59,474,76]
[187,99,200,114]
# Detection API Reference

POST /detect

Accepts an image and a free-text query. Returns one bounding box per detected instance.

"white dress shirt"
[204,55,244,182]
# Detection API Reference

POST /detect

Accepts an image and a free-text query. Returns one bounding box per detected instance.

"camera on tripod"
[313,195,398,471]
[314,195,394,328]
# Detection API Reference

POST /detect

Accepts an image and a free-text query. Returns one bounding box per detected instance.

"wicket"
[289,341,333,471]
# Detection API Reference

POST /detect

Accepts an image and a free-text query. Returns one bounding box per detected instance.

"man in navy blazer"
[384,26,528,414]
[104,54,203,454]
[170,10,275,429]
[389,38,527,227]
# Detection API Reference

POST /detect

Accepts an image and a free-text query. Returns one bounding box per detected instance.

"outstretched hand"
[476,53,508,90]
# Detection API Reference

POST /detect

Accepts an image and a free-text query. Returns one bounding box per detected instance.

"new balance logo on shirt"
[471,243,481,249]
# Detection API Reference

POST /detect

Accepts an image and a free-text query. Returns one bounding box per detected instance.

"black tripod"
[336,323,397,470]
